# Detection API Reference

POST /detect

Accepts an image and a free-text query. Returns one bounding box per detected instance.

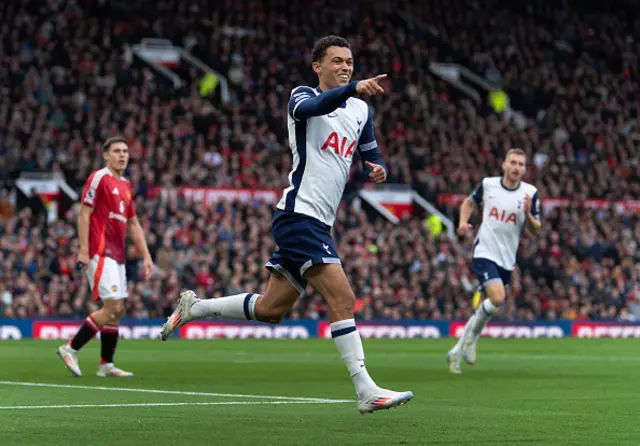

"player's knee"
[328,290,356,318]
[487,293,505,307]
[104,300,125,322]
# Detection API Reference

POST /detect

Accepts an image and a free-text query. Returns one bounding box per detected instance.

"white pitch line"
[0,400,352,411]
[0,381,351,403]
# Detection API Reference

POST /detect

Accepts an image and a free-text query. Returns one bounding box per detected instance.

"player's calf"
[254,299,287,324]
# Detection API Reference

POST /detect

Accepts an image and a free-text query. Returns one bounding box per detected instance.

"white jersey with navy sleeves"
[278,84,381,226]
[471,177,540,270]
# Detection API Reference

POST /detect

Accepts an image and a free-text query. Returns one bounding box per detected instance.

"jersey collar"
[500,178,521,191]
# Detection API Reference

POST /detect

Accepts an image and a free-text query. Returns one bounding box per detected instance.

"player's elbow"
[461,197,475,212]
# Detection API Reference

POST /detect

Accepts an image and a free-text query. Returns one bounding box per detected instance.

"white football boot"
[357,388,413,414]
[463,336,478,366]
[447,349,462,374]
[57,344,82,377]
[161,290,199,341]
[96,363,134,377]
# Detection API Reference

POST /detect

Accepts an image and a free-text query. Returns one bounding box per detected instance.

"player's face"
[502,154,526,183]
[104,142,129,173]
[314,46,354,89]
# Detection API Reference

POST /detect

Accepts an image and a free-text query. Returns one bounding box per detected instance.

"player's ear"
[312,61,321,75]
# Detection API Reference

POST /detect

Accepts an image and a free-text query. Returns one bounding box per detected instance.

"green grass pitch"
[0,339,638,445]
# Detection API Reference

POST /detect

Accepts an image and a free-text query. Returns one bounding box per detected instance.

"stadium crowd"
[0,0,639,321]
[1,197,638,321]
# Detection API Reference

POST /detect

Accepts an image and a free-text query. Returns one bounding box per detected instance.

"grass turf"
[0,338,638,445]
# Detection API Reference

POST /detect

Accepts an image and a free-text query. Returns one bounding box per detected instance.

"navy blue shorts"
[266,210,341,293]
[472,258,512,288]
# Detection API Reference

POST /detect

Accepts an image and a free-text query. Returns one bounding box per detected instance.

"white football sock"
[190,293,258,320]
[452,313,477,354]
[470,298,499,337]
[331,319,378,398]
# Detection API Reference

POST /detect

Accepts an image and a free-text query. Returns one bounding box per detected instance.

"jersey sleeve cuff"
[359,141,377,152]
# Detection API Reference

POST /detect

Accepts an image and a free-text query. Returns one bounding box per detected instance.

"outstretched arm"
[289,75,387,120]
[289,83,357,120]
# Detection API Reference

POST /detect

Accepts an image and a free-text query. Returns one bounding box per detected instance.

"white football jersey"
[278,85,375,226]
[471,177,540,270]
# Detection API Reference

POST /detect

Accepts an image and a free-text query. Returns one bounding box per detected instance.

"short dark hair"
[311,35,350,63]
[102,136,128,152]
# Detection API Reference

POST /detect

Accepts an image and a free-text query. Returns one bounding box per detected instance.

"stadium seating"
[0,0,638,321]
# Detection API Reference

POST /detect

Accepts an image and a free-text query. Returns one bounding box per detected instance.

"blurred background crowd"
[1,0,639,321]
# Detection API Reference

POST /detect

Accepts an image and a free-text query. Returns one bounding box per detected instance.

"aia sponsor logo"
[488,207,517,225]
[321,132,356,158]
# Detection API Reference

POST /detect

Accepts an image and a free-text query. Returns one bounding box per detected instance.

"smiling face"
[312,45,354,90]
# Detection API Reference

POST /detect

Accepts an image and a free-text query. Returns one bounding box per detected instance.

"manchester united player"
[57,136,153,377]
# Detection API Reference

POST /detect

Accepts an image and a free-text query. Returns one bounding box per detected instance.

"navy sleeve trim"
[470,181,483,205]
[530,192,541,218]
[358,107,376,151]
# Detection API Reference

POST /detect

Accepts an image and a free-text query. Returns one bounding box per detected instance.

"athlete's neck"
[501,176,520,190]
[107,166,123,179]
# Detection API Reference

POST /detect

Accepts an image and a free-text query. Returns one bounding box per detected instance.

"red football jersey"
[80,167,136,264]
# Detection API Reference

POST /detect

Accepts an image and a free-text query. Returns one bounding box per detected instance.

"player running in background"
[57,136,153,377]
[448,148,542,374]
[161,35,413,413]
